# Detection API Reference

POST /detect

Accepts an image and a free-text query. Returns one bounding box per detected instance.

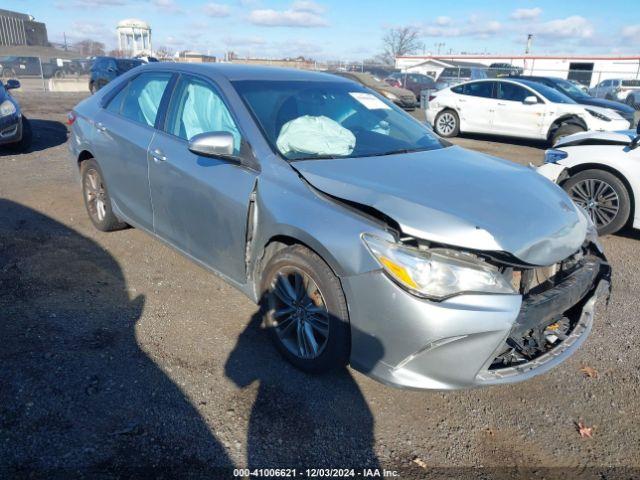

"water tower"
[116,19,152,56]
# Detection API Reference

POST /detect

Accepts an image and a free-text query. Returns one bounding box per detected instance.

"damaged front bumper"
[344,245,611,390]
[0,113,22,145]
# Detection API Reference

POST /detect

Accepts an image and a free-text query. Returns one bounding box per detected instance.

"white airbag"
[276,115,356,157]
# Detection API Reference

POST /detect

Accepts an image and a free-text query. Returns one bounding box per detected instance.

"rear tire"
[563,169,631,236]
[80,158,127,232]
[434,109,460,137]
[551,123,585,145]
[260,244,350,374]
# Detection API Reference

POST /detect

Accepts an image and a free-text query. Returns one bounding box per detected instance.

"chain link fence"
[0,55,91,92]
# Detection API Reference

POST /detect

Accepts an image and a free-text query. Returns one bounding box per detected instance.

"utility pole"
[434,42,445,55]
[525,34,533,54]
[63,32,68,51]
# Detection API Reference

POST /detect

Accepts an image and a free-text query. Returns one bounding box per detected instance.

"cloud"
[532,15,594,39]
[202,2,232,17]
[152,0,183,13]
[435,16,451,26]
[510,7,542,20]
[621,24,640,40]
[422,18,501,38]
[54,0,127,7]
[248,1,328,27]
[222,35,267,46]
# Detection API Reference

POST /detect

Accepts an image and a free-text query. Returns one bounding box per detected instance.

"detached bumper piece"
[479,250,611,382]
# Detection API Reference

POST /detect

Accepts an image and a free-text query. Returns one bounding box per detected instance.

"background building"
[0,8,49,47]
[396,55,640,88]
[116,19,152,57]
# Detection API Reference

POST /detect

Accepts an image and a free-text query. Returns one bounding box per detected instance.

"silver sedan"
[68,63,610,389]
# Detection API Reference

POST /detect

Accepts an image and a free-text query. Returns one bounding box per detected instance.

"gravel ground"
[1,92,639,479]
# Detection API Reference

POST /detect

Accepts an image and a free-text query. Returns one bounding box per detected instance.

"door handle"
[497,102,506,106]
[96,122,107,132]
[150,148,167,162]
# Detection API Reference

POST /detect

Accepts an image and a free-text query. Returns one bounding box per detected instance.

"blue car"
[0,79,31,151]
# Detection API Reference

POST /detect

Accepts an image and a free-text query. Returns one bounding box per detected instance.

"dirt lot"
[1,92,639,479]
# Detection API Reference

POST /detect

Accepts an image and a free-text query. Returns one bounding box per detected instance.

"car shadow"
[225,302,382,470]
[457,132,548,149]
[0,119,67,156]
[613,225,640,241]
[0,199,233,477]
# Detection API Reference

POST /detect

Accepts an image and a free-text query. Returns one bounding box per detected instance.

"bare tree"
[155,45,174,59]
[380,26,423,65]
[73,39,105,57]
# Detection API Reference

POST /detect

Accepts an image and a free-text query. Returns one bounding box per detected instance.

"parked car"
[435,66,488,90]
[0,56,42,79]
[68,63,610,390]
[517,75,636,126]
[427,78,630,144]
[625,90,640,109]
[590,78,640,102]
[0,79,31,151]
[385,72,436,99]
[332,71,417,110]
[568,79,589,94]
[89,57,144,93]
[537,124,640,235]
[487,63,522,78]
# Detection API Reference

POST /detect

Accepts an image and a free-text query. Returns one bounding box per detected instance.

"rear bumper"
[0,113,22,145]
[344,247,610,390]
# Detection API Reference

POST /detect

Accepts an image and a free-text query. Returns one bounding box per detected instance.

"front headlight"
[362,234,516,300]
[0,100,16,117]
[586,108,611,122]
[544,149,568,164]
[382,91,399,101]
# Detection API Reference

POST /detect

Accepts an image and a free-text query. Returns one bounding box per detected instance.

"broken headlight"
[362,234,516,300]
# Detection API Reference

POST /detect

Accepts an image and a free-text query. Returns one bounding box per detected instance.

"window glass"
[622,80,640,87]
[602,80,612,87]
[462,81,494,98]
[120,72,171,127]
[105,83,129,114]
[232,80,446,161]
[167,76,241,153]
[451,85,463,94]
[497,82,530,102]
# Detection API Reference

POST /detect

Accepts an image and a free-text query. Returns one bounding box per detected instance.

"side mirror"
[5,79,20,90]
[523,96,538,105]
[188,131,237,160]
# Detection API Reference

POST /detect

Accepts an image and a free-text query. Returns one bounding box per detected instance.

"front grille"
[489,249,609,370]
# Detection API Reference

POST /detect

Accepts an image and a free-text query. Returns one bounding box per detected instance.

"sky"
[16,0,640,60]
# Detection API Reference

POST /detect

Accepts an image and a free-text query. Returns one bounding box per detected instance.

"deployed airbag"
[276,115,356,157]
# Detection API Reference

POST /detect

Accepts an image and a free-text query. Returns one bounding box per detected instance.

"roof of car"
[138,62,350,83]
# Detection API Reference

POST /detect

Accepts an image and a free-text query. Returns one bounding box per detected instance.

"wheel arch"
[77,149,95,168]
[547,115,587,141]
[564,162,636,226]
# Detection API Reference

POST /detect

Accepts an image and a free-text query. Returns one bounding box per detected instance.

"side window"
[120,72,171,127]
[166,76,241,154]
[497,82,530,102]
[601,80,611,87]
[462,82,494,98]
[105,83,129,114]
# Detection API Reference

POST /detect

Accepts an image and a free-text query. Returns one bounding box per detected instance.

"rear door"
[91,71,173,231]
[454,81,497,134]
[493,82,546,139]
[147,74,258,283]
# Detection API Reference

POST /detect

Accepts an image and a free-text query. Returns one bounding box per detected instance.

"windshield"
[232,80,446,160]
[516,80,576,104]
[553,78,589,99]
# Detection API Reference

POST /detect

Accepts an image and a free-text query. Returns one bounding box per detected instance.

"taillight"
[66,111,76,125]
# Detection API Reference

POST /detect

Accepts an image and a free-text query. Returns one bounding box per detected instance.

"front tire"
[563,169,631,236]
[434,109,460,137]
[551,123,584,145]
[80,158,127,232]
[260,244,350,373]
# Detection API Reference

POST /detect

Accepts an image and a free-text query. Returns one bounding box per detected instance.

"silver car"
[68,63,611,390]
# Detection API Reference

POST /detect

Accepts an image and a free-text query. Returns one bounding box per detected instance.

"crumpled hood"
[554,129,635,148]
[294,146,588,266]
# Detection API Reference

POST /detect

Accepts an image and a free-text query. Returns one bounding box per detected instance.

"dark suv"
[518,75,636,127]
[89,57,144,93]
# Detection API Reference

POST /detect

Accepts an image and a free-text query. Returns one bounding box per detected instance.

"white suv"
[427,79,630,144]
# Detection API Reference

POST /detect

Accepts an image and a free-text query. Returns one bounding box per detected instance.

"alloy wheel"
[569,178,620,229]
[267,267,330,360]
[84,169,107,222]
[436,112,456,135]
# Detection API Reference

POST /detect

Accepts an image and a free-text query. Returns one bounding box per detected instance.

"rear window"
[622,80,640,87]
